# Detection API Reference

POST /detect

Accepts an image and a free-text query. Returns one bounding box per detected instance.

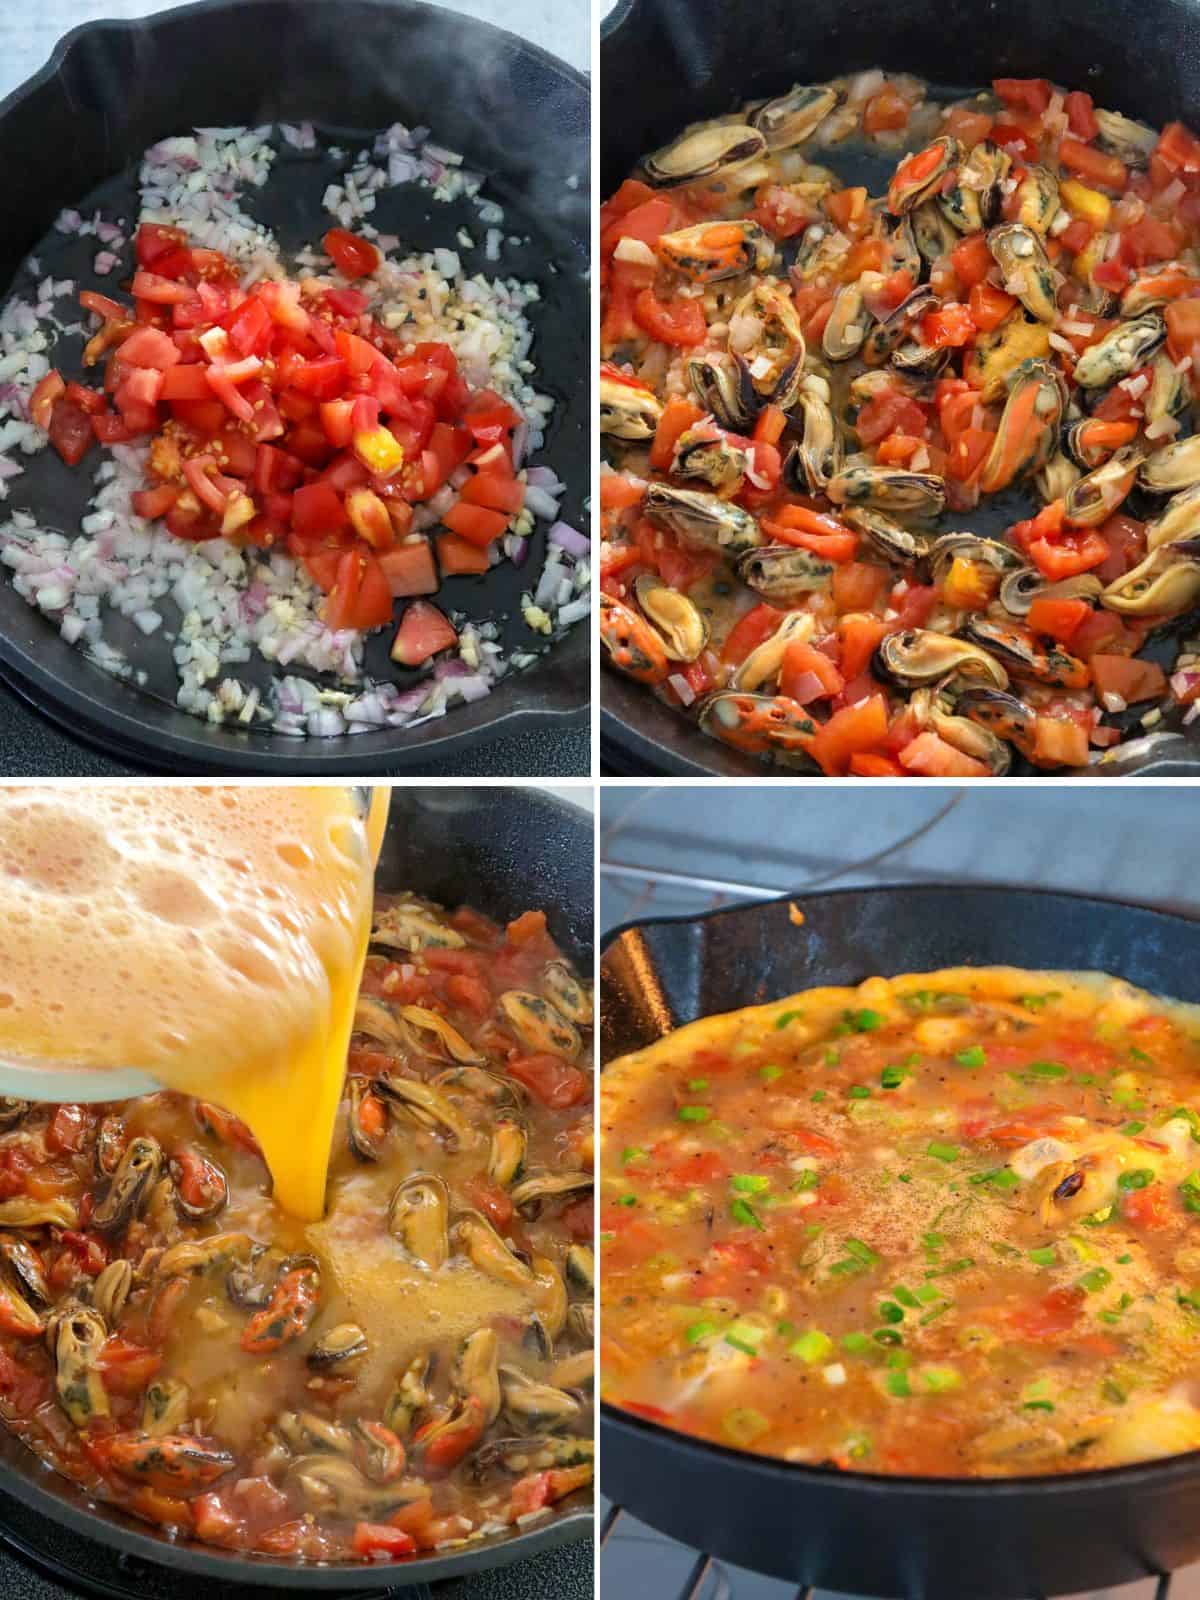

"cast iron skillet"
[601,884,1200,1598]
[0,0,588,774]
[600,0,1200,778]
[0,787,592,1589]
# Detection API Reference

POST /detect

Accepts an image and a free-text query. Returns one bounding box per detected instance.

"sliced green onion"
[620,1146,647,1165]
[1120,1121,1146,1135]
[730,1173,770,1194]
[842,1331,871,1354]
[848,1085,871,1100]
[873,1328,903,1346]
[774,1010,803,1030]
[687,1077,710,1092]
[759,1064,784,1083]
[685,1320,719,1344]
[892,1285,919,1309]
[955,1046,986,1068]
[722,1407,768,1445]
[677,1105,711,1123]
[729,1198,764,1230]
[1117,1168,1154,1191]
[878,1299,904,1324]
[880,1064,911,1090]
[1027,1060,1068,1079]
[617,1194,638,1207]
[848,1009,884,1032]
[845,1238,880,1266]
[791,1169,819,1192]
[790,1328,834,1365]
[885,1369,911,1397]
[1028,1247,1056,1266]
[921,1366,962,1393]
[914,1283,941,1305]
[927,1140,960,1163]
[811,1090,827,1103]
[1077,1267,1112,1294]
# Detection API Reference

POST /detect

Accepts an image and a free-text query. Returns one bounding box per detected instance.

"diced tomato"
[325,548,394,632]
[943,106,994,146]
[117,326,181,371]
[323,228,382,279]
[131,270,195,305]
[1026,595,1092,643]
[862,85,912,134]
[1059,136,1127,192]
[131,483,180,520]
[921,302,976,348]
[633,290,707,347]
[48,400,95,466]
[1058,218,1095,255]
[1119,215,1182,268]
[390,598,457,664]
[459,473,524,515]
[96,1337,162,1396]
[1064,91,1099,140]
[292,480,349,537]
[440,501,509,549]
[991,121,1039,164]
[760,504,858,563]
[600,195,675,258]
[967,280,1017,332]
[856,390,928,445]
[780,639,844,703]
[849,752,907,777]
[993,77,1052,115]
[719,602,786,667]
[1090,653,1167,704]
[1027,529,1110,580]
[1124,1180,1172,1228]
[838,615,889,679]
[1010,1285,1085,1339]
[46,1104,90,1153]
[648,397,705,471]
[135,223,189,270]
[351,1522,416,1559]
[30,370,66,431]
[1032,716,1090,768]
[898,730,991,778]
[832,561,889,612]
[808,694,889,776]
[506,1053,589,1108]
[436,532,491,576]
[826,185,869,233]
[378,540,439,597]
[1154,121,1200,177]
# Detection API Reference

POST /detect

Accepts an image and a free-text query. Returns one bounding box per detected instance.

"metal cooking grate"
[601,1502,1181,1600]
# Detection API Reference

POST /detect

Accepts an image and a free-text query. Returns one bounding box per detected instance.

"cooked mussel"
[0,1238,49,1309]
[1101,537,1200,615]
[749,83,840,150]
[540,960,592,1028]
[671,422,750,491]
[487,1120,528,1189]
[1073,313,1166,389]
[499,991,580,1061]
[928,532,1024,586]
[50,1306,109,1427]
[909,198,959,263]
[954,685,1038,756]
[1063,444,1144,527]
[564,1244,595,1296]
[964,309,1053,402]
[978,359,1064,493]
[388,1174,450,1271]
[862,285,939,367]
[510,1168,593,1220]
[643,483,763,556]
[1145,351,1190,431]
[938,141,1010,233]
[170,1148,228,1222]
[909,688,1012,776]
[0,1100,28,1130]
[844,507,930,567]
[731,609,815,692]
[999,566,1103,617]
[500,1365,582,1431]
[823,280,872,362]
[875,628,1009,690]
[142,1378,190,1437]
[1010,166,1060,234]
[431,1064,528,1112]
[729,283,805,409]
[962,617,1089,688]
[1147,482,1200,550]
[988,224,1060,323]
[371,895,464,954]
[643,121,767,188]
[376,1073,474,1145]
[687,353,758,433]
[790,381,843,491]
[887,136,960,214]
[1139,434,1200,494]
[737,543,835,602]
[397,1005,483,1065]
[384,1353,434,1437]
[1121,262,1200,318]
[452,1209,536,1292]
[600,592,670,685]
[347,1076,388,1161]
[308,1323,369,1372]
[289,1455,429,1519]
[1036,449,1082,503]
[455,1327,502,1425]
[599,365,663,441]
[92,1136,163,1232]
[826,465,946,520]
[657,219,773,282]
[697,690,819,761]
[0,1197,77,1229]
[93,1114,125,1180]
[1093,108,1158,167]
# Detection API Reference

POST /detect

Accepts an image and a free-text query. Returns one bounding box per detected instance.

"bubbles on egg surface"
[0,785,372,1079]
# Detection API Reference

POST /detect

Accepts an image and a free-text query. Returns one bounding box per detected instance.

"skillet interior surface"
[0,786,592,1587]
[600,0,1200,778]
[599,884,1200,1597]
[0,0,588,774]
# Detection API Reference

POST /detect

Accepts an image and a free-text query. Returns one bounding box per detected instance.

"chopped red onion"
[523,484,562,521]
[548,521,590,557]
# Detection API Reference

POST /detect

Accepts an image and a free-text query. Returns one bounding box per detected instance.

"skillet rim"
[0,0,590,775]
[599,879,1200,1494]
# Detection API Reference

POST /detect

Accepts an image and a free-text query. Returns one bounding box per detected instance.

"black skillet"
[601,884,1200,1598]
[0,787,592,1589]
[0,0,588,774]
[600,0,1200,778]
